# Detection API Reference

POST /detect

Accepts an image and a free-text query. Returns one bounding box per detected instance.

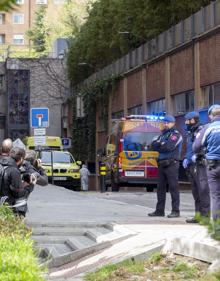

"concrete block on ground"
[171,237,220,263]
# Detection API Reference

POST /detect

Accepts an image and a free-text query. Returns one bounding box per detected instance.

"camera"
[22,173,31,184]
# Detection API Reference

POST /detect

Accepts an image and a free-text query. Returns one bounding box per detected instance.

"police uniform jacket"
[193,116,220,160]
[151,126,183,161]
[185,123,203,164]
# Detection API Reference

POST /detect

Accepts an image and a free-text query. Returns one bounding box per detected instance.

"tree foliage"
[26,1,91,55]
[26,6,50,54]
[0,0,17,11]
[67,0,211,84]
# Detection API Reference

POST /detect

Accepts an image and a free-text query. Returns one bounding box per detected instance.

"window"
[54,0,65,4]
[12,34,24,45]
[36,0,47,4]
[0,75,4,88]
[13,13,24,24]
[0,14,5,24]
[148,98,165,115]
[112,111,124,119]
[16,0,24,4]
[128,105,142,115]
[0,116,5,130]
[203,83,220,107]
[0,34,5,44]
[173,91,194,115]
[76,96,84,118]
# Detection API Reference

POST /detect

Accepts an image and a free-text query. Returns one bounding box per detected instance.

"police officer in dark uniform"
[148,115,183,218]
[193,104,220,238]
[183,111,210,223]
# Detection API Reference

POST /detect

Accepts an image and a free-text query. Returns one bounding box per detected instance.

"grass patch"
[149,252,162,263]
[84,252,211,281]
[85,259,145,281]
[172,261,198,279]
[85,264,117,281]
[0,205,45,281]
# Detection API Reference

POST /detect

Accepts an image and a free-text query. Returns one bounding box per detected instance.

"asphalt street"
[26,184,195,224]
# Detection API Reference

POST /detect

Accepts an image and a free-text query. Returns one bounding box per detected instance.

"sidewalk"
[26,185,220,280]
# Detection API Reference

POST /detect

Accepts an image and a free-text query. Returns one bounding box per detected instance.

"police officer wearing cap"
[183,111,210,223]
[148,115,183,218]
[193,104,220,238]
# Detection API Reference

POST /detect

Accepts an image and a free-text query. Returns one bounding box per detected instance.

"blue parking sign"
[31,108,49,128]
[62,138,71,148]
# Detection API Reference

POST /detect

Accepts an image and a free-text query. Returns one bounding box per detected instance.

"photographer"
[21,150,48,187]
[0,147,36,209]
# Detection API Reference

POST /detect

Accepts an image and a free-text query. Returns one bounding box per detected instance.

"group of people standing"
[0,138,48,217]
[148,104,220,238]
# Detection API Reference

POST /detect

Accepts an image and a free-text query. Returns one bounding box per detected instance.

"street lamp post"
[118,31,147,42]
[78,62,99,71]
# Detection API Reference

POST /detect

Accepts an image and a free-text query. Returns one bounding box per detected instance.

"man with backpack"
[0,147,36,211]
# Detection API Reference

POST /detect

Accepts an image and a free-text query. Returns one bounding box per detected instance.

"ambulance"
[23,136,62,151]
[102,115,164,191]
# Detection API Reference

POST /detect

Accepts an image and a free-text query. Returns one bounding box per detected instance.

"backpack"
[0,164,5,194]
[0,164,9,203]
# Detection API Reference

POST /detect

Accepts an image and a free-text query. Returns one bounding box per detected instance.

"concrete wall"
[5,58,67,138]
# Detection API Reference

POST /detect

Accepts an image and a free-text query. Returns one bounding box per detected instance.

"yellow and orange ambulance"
[102,115,164,191]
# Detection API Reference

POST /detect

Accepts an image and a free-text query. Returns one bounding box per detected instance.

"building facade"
[70,1,220,188]
[73,1,220,153]
[0,0,65,47]
[0,57,68,143]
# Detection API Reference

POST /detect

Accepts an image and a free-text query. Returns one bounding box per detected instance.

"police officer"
[193,104,220,237]
[183,111,210,223]
[148,115,183,218]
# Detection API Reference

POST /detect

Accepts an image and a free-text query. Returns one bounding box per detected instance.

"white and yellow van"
[23,136,62,151]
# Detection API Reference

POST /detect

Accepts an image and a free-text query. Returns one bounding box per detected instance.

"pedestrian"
[193,104,220,238]
[0,147,36,216]
[0,138,13,156]
[183,111,210,223]
[148,115,183,218]
[22,150,48,186]
[80,163,90,191]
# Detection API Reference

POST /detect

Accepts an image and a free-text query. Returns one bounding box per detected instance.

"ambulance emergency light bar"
[124,115,165,121]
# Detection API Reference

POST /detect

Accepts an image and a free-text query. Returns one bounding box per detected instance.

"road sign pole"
[51,150,54,185]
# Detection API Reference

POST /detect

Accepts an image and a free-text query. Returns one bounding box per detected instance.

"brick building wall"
[170,47,194,95]
[146,59,165,102]
[200,33,220,87]
[127,71,142,109]
[0,0,64,46]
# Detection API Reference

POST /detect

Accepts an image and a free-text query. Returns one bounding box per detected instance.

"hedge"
[0,205,45,281]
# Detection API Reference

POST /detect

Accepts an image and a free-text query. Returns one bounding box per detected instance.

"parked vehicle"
[39,150,81,189]
[23,136,63,151]
[101,115,163,192]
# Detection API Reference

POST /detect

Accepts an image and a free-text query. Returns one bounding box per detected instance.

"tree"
[26,6,50,54]
[67,0,211,85]
[0,0,17,11]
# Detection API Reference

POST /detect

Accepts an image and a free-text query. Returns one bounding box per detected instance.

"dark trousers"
[206,164,220,221]
[187,163,210,216]
[156,161,180,212]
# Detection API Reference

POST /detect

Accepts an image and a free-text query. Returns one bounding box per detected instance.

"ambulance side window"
[107,134,116,155]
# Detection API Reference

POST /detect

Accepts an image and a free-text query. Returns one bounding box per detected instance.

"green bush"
[0,205,45,281]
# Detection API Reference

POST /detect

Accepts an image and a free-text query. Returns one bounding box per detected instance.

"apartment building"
[0,0,65,47]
